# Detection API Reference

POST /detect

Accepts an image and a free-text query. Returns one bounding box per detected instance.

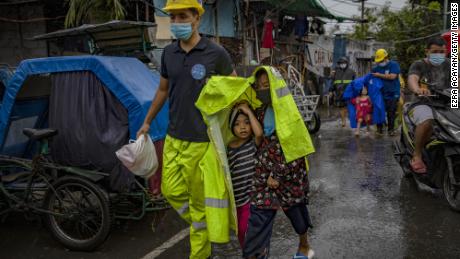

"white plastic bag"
[115,134,158,179]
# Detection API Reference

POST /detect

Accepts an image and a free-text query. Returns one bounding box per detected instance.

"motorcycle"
[393,88,460,211]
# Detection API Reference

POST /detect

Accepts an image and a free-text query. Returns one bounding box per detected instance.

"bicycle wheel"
[43,176,111,251]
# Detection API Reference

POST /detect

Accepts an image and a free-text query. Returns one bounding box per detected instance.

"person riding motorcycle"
[329,57,356,127]
[407,37,451,174]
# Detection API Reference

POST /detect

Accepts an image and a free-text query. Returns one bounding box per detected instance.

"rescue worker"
[137,0,237,258]
[371,49,401,136]
[329,57,356,127]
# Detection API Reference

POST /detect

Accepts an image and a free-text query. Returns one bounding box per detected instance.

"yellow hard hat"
[374,49,388,63]
[163,0,205,16]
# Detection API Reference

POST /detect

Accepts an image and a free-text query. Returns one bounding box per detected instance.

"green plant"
[350,1,443,72]
[65,0,126,28]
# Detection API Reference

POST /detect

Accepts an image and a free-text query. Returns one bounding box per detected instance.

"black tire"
[306,112,321,134]
[402,165,413,178]
[43,176,111,251]
[398,133,413,178]
[443,158,460,212]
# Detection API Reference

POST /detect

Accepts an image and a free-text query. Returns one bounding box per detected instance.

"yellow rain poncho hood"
[196,66,314,160]
[249,66,315,162]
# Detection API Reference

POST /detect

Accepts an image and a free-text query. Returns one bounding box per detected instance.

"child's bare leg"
[298,232,310,255]
[355,119,362,135]
[366,115,371,131]
[340,107,347,127]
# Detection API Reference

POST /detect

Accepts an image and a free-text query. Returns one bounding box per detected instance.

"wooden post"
[214,3,220,44]
[136,1,139,21]
[145,1,149,22]
[242,4,247,69]
[254,14,260,63]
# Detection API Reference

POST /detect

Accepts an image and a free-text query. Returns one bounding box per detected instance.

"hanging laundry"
[310,18,325,35]
[279,15,295,36]
[294,15,309,38]
[261,19,275,49]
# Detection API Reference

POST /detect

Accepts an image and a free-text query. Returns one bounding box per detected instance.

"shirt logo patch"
[191,64,206,80]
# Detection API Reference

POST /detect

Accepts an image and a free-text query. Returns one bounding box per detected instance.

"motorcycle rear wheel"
[307,112,321,134]
[443,157,460,212]
[398,131,413,178]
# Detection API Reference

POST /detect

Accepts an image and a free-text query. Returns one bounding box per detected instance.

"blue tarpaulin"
[0,56,168,154]
[343,74,386,128]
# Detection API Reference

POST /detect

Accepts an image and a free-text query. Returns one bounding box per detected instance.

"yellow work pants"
[161,135,211,259]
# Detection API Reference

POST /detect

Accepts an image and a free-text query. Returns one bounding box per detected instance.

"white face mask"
[339,64,347,69]
[378,61,388,67]
[428,53,446,66]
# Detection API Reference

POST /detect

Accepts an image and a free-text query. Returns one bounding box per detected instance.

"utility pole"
[352,0,367,36]
[361,0,365,34]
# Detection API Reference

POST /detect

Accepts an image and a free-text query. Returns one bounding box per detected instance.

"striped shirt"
[227,140,257,207]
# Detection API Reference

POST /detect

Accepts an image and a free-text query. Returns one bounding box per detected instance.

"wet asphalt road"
[2,107,460,259]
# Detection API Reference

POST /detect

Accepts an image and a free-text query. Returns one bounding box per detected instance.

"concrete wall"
[307,34,335,77]
[0,2,48,66]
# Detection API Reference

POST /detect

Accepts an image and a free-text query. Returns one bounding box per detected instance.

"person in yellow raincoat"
[196,66,316,259]
[137,1,237,258]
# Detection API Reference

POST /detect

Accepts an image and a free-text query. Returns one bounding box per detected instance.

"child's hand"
[267,176,279,189]
[237,102,251,114]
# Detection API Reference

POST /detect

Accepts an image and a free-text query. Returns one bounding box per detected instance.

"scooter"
[393,88,460,211]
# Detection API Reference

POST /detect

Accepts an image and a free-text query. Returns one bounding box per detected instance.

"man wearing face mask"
[329,57,356,127]
[371,49,401,136]
[406,37,451,174]
[137,0,236,258]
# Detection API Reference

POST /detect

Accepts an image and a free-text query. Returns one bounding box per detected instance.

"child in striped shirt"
[227,102,263,248]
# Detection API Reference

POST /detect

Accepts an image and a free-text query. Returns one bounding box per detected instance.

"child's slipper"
[410,158,427,174]
[292,249,315,259]
[257,247,269,259]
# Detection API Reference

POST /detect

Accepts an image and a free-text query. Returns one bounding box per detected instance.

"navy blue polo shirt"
[161,37,233,142]
[371,60,401,100]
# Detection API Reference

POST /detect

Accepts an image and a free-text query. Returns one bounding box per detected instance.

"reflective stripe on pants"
[205,198,229,208]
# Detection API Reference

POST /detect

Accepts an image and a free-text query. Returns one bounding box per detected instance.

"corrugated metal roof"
[264,0,350,21]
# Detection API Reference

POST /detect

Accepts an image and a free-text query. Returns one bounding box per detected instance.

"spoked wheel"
[443,157,460,212]
[306,112,321,134]
[43,176,111,251]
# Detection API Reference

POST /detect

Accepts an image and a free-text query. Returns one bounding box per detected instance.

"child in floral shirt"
[243,68,314,259]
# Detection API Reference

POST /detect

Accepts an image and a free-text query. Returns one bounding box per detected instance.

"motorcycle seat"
[1,171,30,183]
